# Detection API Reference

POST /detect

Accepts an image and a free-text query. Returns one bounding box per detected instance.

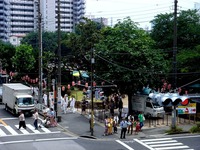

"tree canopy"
[94,18,169,94]
[150,9,200,86]
[0,41,15,72]
[12,44,36,74]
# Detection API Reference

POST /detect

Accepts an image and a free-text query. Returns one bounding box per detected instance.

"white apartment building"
[0,0,85,44]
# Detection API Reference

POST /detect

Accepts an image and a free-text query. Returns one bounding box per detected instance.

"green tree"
[150,9,200,51]
[64,18,103,71]
[0,40,15,72]
[150,9,200,86]
[12,44,36,74]
[94,18,169,111]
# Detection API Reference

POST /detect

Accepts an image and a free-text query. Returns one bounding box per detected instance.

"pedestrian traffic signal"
[148,93,190,106]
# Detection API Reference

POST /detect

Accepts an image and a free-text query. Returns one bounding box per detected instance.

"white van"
[132,94,164,117]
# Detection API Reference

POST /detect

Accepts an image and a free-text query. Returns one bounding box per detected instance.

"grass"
[189,122,200,133]
[165,125,183,134]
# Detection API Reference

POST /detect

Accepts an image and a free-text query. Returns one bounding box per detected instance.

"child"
[135,120,140,135]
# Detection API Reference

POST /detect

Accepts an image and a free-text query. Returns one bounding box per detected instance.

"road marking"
[134,139,154,150]
[145,140,177,145]
[0,137,78,145]
[135,138,193,150]
[15,125,29,134]
[5,126,18,135]
[154,145,189,150]
[1,118,17,120]
[0,131,61,137]
[116,140,134,150]
[0,119,7,126]
[0,124,61,137]
[0,128,6,136]
[26,124,40,133]
[40,126,51,133]
[150,143,183,147]
[141,138,173,142]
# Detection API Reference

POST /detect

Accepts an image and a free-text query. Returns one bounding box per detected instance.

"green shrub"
[189,122,200,133]
[166,125,183,134]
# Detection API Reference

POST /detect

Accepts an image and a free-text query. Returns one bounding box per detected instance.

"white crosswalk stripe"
[0,124,54,137]
[134,138,194,150]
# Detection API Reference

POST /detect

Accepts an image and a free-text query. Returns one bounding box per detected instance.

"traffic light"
[148,93,190,106]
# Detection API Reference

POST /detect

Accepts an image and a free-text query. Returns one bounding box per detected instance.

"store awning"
[72,70,89,78]
[72,71,80,77]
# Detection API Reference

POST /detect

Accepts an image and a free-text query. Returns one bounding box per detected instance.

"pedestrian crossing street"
[0,124,59,137]
[135,138,194,150]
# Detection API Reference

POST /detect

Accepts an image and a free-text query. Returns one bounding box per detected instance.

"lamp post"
[90,49,94,136]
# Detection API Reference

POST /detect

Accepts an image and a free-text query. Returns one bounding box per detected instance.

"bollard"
[57,116,61,122]
[149,118,151,127]
[166,114,169,126]
[162,114,164,125]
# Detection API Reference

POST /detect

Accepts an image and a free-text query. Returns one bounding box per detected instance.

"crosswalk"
[0,124,59,137]
[134,138,194,150]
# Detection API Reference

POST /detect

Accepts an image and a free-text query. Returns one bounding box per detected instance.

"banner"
[177,103,196,114]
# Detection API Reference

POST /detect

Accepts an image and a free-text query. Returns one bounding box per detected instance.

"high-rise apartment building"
[0,0,9,42]
[0,0,85,44]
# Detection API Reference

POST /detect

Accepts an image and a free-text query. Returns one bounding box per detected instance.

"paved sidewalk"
[57,109,196,140]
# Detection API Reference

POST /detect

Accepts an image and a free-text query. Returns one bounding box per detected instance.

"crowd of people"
[103,112,145,139]
[60,94,76,114]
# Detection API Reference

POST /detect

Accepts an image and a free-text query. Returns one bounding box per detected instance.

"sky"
[85,0,199,29]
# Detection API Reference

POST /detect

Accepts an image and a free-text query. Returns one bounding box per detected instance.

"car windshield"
[153,103,162,108]
[17,97,34,105]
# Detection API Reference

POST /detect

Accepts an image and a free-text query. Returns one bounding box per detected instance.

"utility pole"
[56,0,62,122]
[173,0,178,90]
[38,0,43,104]
[172,0,178,129]
[90,49,94,136]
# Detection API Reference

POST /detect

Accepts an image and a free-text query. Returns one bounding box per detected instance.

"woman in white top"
[18,111,26,130]
[70,95,76,113]
[62,94,69,114]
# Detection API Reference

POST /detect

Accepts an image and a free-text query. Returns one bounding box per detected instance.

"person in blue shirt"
[120,117,129,139]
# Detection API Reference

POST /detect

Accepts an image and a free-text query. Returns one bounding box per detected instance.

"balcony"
[10,11,34,15]
[11,5,33,10]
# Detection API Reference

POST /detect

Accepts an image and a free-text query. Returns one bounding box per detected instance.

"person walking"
[120,117,128,139]
[33,109,39,130]
[70,95,76,113]
[138,112,145,131]
[62,94,69,114]
[18,111,26,130]
[81,96,87,115]
[127,115,134,135]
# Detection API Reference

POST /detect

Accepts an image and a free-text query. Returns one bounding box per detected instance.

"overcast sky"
[86,0,199,29]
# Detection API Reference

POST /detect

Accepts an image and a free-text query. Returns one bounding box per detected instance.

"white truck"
[132,94,165,118]
[2,83,35,116]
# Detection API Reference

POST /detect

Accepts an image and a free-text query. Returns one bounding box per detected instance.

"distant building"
[85,14,109,26]
[91,17,108,26]
[9,35,26,46]
[0,0,85,43]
